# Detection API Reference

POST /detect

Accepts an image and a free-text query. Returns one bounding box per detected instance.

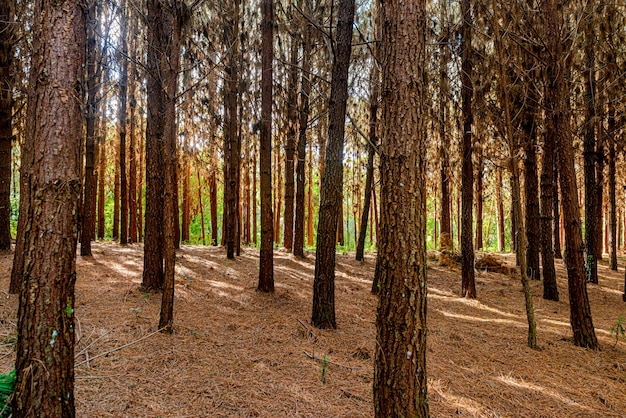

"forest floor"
[1,242,625,417]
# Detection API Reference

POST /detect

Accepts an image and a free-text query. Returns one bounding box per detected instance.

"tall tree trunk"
[374,0,429,414]
[494,0,536,348]
[113,142,120,240]
[439,15,452,252]
[596,135,604,261]
[294,23,312,258]
[583,7,598,284]
[159,0,184,333]
[311,0,355,329]
[118,0,129,246]
[97,132,106,240]
[461,0,476,298]
[224,0,240,260]
[80,0,98,256]
[545,0,598,349]
[306,137,314,247]
[142,0,167,291]
[0,1,13,251]
[283,34,298,251]
[541,74,558,301]
[128,6,138,244]
[608,91,618,271]
[209,169,218,246]
[496,166,505,252]
[553,158,562,258]
[13,1,84,414]
[258,0,275,292]
[475,143,484,250]
[197,170,206,245]
[523,109,541,281]
[355,30,379,261]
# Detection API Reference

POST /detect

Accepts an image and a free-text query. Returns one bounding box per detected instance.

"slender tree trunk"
[142,0,167,291]
[97,132,106,240]
[283,35,298,251]
[294,24,312,258]
[13,1,84,414]
[608,96,618,271]
[0,2,12,252]
[223,0,241,260]
[374,0,429,414]
[113,141,120,240]
[137,116,144,242]
[312,0,355,329]
[523,110,541,281]
[553,158,562,258]
[306,137,314,247]
[583,8,598,284]
[80,0,98,256]
[494,0,536,348]
[209,169,218,245]
[461,0,476,298]
[496,166,505,252]
[545,0,598,348]
[128,7,138,244]
[596,135,604,261]
[439,17,452,252]
[118,0,129,246]
[475,144,484,251]
[541,75,558,301]
[198,170,207,245]
[258,0,275,292]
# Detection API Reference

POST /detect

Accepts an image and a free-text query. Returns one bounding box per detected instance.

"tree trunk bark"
[461,0,476,298]
[80,0,98,256]
[209,169,218,246]
[545,0,598,349]
[374,0,429,414]
[475,144,484,251]
[118,0,129,246]
[541,73,559,301]
[283,35,298,251]
[128,6,138,244]
[312,0,355,328]
[583,8,598,284]
[439,7,452,253]
[258,0,275,291]
[294,23,312,258]
[553,157,562,258]
[13,1,84,414]
[496,166,505,252]
[0,1,12,252]
[608,94,618,271]
[142,0,167,292]
[523,112,541,281]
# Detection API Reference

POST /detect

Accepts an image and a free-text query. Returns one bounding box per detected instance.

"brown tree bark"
[496,166,505,252]
[13,1,84,414]
[355,42,378,261]
[128,7,138,244]
[80,0,99,256]
[258,0,274,292]
[553,154,562,258]
[294,23,312,258]
[608,92,618,271]
[522,108,541,281]
[475,143,484,250]
[374,0,429,414]
[583,8,598,284]
[439,13,452,252]
[223,0,241,259]
[283,34,298,251]
[461,0,476,298]
[209,169,218,246]
[311,0,355,329]
[97,131,106,240]
[541,71,558,301]
[545,0,598,349]
[0,0,13,251]
[197,170,206,245]
[142,0,168,291]
[118,0,129,246]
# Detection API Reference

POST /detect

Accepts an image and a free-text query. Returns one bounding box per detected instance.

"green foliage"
[0,369,16,417]
[610,316,626,347]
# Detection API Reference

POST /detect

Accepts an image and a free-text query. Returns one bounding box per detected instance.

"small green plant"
[321,354,328,384]
[0,369,16,417]
[610,316,626,347]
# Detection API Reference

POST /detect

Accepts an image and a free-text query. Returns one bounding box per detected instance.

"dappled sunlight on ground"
[0,243,625,416]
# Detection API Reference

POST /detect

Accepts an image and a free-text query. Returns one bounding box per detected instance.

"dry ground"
[0,242,625,417]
